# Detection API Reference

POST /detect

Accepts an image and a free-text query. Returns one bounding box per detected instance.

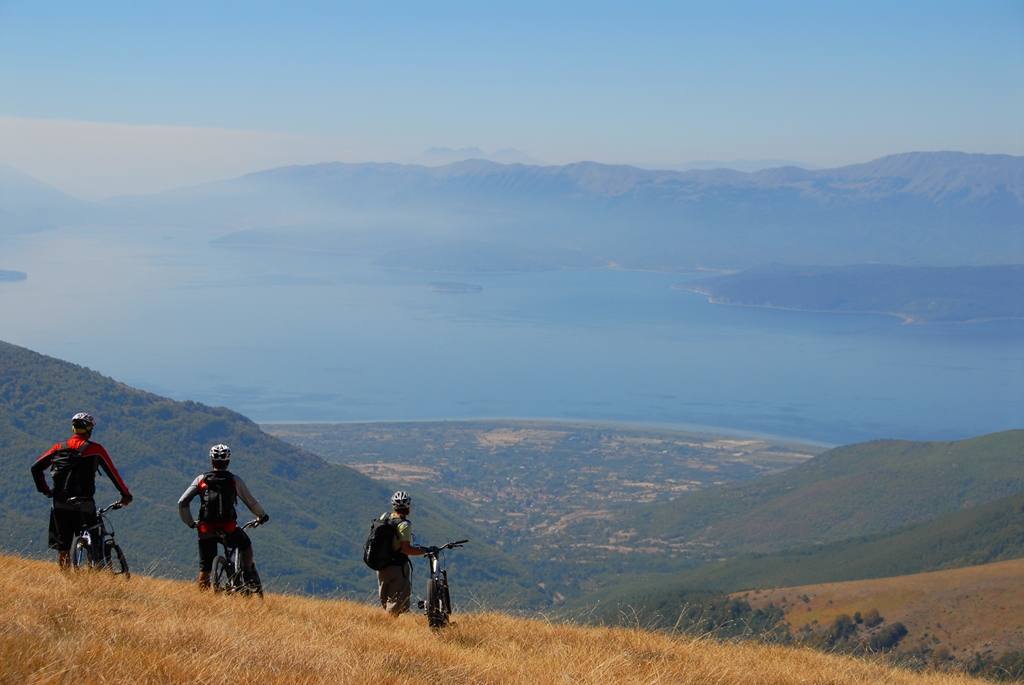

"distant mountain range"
[414,146,541,166]
[664,158,815,172]
[91,151,1024,270]
[0,166,84,234]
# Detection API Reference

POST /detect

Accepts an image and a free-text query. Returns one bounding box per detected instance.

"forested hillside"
[576,491,1024,633]
[573,431,1024,564]
[0,340,537,602]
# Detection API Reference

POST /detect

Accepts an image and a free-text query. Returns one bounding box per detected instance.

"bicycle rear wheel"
[212,556,230,593]
[70,535,92,570]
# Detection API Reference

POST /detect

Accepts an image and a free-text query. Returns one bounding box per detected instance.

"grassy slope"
[0,340,535,602]
[0,554,985,685]
[741,558,1024,659]
[595,431,1024,558]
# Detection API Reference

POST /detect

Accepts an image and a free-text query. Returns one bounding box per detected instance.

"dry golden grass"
[0,554,988,685]
[741,557,1024,659]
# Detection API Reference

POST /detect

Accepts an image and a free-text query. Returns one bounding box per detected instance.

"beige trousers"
[377,563,411,615]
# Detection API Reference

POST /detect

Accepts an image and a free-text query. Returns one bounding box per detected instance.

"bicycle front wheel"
[442,582,452,616]
[212,556,230,593]
[70,535,92,570]
[105,540,130,578]
[426,578,448,629]
[243,566,263,598]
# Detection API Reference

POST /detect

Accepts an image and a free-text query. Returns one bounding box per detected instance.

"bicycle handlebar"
[241,518,263,530]
[98,502,124,515]
[424,539,469,555]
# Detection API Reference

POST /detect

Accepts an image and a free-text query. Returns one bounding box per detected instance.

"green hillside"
[578,492,1024,626]
[579,431,1024,564]
[0,340,537,603]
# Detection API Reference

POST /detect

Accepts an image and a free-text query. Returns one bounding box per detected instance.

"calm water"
[2,227,1021,444]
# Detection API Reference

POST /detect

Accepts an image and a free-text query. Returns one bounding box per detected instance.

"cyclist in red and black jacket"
[30,412,133,568]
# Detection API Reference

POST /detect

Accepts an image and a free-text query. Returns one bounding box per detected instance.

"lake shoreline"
[675,278,1024,326]
[259,415,835,449]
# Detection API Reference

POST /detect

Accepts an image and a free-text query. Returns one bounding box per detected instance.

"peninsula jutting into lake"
[679,264,1024,324]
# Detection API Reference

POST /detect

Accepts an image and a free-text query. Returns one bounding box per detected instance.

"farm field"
[264,420,818,559]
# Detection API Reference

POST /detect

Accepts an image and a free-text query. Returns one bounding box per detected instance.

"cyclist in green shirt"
[377,490,430,615]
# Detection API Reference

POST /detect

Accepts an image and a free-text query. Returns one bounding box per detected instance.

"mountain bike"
[418,539,468,628]
[211,518,264,597]
[68,499,130,578]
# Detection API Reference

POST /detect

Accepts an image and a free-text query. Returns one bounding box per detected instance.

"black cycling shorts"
[197,528,251,572]
[49,507,97,551]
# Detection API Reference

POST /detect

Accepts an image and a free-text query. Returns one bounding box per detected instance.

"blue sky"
[0,1,1021,196]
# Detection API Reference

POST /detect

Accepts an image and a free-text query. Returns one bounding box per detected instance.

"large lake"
[2,227,1021,444]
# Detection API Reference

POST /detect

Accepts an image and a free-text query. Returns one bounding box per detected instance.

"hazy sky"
[1,1,1021,198]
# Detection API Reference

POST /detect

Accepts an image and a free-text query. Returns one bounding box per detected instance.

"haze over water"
[2,227,1021,445]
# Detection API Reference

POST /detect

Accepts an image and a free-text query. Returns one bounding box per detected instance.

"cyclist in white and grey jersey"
[177,444,269,590]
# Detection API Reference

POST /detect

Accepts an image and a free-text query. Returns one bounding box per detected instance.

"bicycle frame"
[68,500,128,574]
[212,518,262,595]
[420,539,468,628]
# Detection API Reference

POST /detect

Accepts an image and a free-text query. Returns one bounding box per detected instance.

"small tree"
[823,614,857,648]
[868,622,908,652]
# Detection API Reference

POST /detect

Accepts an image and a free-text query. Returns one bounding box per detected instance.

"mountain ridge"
[215,150,1024,200]
[98,151,1023,268]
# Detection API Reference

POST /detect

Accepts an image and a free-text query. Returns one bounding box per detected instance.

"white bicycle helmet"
[209,443,232,462]
[71,412,95,433]
[391,490,411,508]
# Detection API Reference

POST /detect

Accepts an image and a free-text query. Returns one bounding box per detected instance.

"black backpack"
[198,470,237,524]
[50,441,97,501]
[363,515,399,570]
